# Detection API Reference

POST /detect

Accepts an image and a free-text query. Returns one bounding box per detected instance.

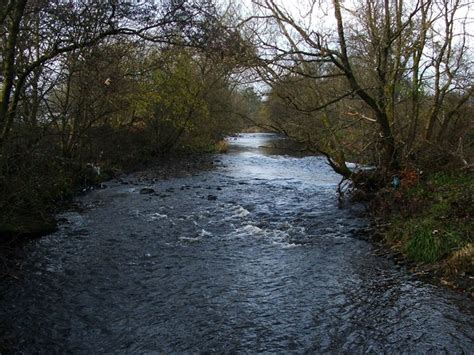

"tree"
[0,0,220,149]
[247,0,473,180]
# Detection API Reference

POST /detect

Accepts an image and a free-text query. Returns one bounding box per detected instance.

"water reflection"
[227,133,305,157]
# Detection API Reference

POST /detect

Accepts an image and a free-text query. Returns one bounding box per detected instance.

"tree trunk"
[0,0,27,148]
[333,0,399,174]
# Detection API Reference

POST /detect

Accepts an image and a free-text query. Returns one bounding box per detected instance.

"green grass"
[405,221,461,263]
[385,172,473,265]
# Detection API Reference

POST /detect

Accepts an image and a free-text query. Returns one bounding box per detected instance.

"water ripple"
[0,133,472,353]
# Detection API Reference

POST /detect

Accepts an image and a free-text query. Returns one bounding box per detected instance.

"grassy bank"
[371,170,473,295]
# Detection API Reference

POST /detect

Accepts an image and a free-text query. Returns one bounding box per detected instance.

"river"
[1,133,473,353]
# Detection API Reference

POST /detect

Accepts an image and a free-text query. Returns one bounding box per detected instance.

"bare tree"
[247,0,473,178]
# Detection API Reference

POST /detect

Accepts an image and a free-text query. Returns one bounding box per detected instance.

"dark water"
[1,133,473,353]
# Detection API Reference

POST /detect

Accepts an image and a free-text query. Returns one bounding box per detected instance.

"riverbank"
[370,170,473,298]
[2,133,472,353]
[0,153,216,250]
[2,136,472,299]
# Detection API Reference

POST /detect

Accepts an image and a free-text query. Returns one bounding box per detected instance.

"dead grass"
[446,243,474,277]
[215,140,229,153]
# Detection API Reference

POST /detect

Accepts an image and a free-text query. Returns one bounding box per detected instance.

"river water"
[1,133,473,353]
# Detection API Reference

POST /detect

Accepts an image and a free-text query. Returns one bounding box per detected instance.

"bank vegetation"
[0,0,259,239]
[244,0,473,291]
[1,0,473,291]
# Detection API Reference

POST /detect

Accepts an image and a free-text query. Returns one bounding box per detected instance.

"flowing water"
[1,133,473,353]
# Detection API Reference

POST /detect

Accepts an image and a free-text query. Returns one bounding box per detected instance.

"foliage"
[0,1,259,238]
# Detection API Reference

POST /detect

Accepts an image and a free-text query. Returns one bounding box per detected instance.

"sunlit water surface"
[1,133,473,353]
